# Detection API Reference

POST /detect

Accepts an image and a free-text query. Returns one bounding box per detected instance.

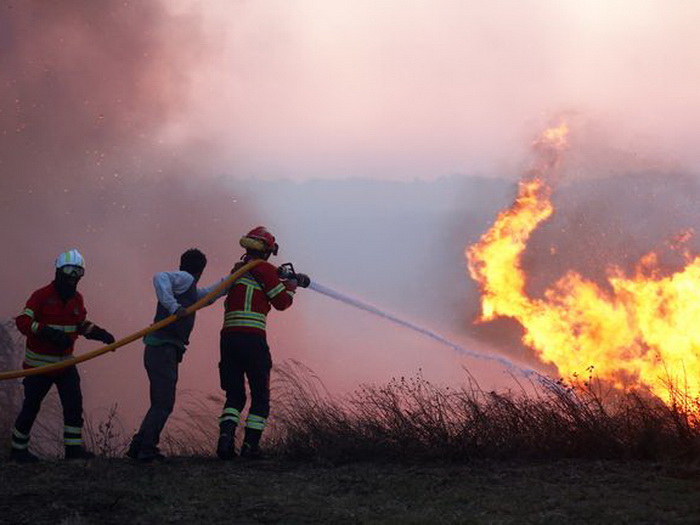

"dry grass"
[82,391,223,458]
[83,404,131,458]
[0,320,23,438]
[3,318,700,466]
[269,360,700,464]
[158,390,222,456]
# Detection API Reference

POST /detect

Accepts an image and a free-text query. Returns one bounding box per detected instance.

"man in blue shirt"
[127,249,227,462]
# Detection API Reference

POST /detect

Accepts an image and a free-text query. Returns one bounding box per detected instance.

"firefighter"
[217,226,298,460]
[10,249,115,462]
[127,248,229,462]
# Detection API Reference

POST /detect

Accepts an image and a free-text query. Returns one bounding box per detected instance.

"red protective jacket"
[15,282,93,368]
[222,261,295,337]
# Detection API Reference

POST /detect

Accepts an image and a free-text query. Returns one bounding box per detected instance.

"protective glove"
[295,273,311,288]
[85,325,116,345]
[174,306,189,319]
[39,326,72,351]
[285,279,298,292]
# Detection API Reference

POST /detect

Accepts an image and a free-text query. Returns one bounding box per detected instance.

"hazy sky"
[163,0,700,180]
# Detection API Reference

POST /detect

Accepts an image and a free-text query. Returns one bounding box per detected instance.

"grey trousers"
[130,344,180,457]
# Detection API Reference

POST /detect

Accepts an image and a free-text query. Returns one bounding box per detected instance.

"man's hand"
[174,306,189,319]
[285,279,298,292]
[39,326,72,351]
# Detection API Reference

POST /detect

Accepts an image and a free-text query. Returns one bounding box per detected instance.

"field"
[1,456,699,524]
[3,330,700,523]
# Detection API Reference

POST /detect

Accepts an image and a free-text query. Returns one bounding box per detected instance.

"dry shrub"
[0,320,23,439]
[269,361,700,463]
[81,391,221,458]
[83,404,130,457]
[7,348,697,464]
[159,390,221,456]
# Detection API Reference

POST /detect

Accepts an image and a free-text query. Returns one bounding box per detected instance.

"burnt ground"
[0,456,698,524]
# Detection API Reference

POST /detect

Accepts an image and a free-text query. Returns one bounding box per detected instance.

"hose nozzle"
[278,262,311,288]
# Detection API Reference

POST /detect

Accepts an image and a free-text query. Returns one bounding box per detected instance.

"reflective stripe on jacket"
[222,260,294,336]
[15,283,88,368]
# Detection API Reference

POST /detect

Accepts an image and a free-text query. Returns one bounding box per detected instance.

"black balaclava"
[53,269,79,302]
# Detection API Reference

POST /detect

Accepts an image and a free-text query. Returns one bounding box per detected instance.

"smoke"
[5,1,700,436]
[0,1,217,283]
[522,119,700,294]
[166,1,700,182]
[1,1,196,178]
[0,1,258,430]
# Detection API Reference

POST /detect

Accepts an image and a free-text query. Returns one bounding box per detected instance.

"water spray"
[307,280,552,383]
[276,265,546,380]
[277,263,551,383]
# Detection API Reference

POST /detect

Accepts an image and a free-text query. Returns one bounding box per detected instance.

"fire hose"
[0,259,264,381]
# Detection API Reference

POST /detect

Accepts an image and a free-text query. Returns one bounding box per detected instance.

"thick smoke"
[523,121,700,295]
[0,1,219,287]
[1,2,196,181]
[0,2,256,430]
[4,2,700,440]
[0,2,529,427]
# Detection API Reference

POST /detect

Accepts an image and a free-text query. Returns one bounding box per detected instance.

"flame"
[467,122,700,404]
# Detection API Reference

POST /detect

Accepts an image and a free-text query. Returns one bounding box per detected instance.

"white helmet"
[55,249,85,270]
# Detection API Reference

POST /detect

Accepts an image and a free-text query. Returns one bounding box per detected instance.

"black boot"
[65,446,95,460]
[217,419,237,461]
[126,436,141,460]
[240,427,263,460]
[217,432,236,460]
[10,448,39,463]
[239,442,263,460]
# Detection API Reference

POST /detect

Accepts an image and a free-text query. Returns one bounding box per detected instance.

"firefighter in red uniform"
[10,249,115,462]
[217,227,298,460]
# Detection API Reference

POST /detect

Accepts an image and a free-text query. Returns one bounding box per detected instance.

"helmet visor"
[60,265,85,278]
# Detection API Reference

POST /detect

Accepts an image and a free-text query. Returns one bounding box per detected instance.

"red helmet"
[240,226,279,255]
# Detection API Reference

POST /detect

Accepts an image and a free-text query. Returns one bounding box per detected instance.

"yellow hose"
[0,259,262,381]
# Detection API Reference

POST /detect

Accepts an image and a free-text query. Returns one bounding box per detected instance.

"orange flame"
[467,122,700,404]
